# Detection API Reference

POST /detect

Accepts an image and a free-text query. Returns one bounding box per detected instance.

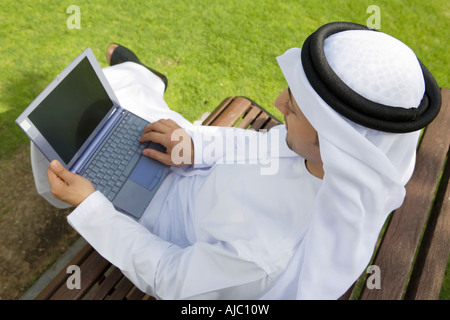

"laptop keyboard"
[81,112,150,201]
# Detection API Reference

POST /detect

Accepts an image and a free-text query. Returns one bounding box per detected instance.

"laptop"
[15,47,170,220]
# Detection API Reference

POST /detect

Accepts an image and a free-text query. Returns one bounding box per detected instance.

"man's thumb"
[50,160,74,182]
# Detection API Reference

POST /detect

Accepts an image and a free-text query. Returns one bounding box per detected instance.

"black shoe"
[107,43,168,91]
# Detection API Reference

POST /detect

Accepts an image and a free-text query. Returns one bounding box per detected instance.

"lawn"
[1,0,449,160]
[0,0,448,299]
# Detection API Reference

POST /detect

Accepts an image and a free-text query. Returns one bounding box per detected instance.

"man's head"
[270,22,442,300]
[274,22,441,178]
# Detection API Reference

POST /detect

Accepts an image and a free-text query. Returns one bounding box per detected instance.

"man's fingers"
[49,160,75,184]
[47,160,95,206]
[47,161,70,199]
[143,148,172,166]
[156,118,178,128]
[140,119,194,166]
[142,119,174,135]
[139,130,166,145]
[47,165,64,188]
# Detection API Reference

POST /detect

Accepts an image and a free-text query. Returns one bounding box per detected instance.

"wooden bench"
[346,87,450,300]
[31,89,449,300]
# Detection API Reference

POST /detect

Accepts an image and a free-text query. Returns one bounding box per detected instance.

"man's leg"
[106,43,168,92]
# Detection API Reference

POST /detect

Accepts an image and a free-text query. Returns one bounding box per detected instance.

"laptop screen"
[28,57,113,164]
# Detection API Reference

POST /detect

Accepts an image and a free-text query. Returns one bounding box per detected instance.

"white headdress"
[261,22,441,299]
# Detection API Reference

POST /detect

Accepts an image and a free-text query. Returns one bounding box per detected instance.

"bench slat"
[88,266,124,300]
[264,118,281,130]
[202,96,281,129]
[126,286,148,300]
[209,97,252,127]
[404,88,450,300]
[237,106,262,129]
[251,112,270,130]
[406,156,450,299]
[106,276,136,300]
[202,97,234,126]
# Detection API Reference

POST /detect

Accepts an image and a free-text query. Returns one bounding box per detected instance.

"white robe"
[31,62,322,299]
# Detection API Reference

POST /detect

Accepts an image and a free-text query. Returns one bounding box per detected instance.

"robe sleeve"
[67,191,272,299]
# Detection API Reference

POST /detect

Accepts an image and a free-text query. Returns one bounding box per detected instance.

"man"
[41,22,441,299]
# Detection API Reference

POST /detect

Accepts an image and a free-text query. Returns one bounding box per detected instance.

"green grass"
[0,0,448,298]
[1,0,449,160]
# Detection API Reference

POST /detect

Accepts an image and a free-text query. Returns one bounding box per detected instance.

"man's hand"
[47,160,95,207]
[139,119,194,166]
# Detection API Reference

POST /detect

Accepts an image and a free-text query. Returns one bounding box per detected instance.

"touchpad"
[114,179,151,219]
[130,156,162,190]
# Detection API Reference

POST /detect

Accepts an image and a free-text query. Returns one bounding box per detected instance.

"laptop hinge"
[71,107,124,173]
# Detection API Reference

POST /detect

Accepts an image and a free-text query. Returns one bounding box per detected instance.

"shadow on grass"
[0,70,53,161]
